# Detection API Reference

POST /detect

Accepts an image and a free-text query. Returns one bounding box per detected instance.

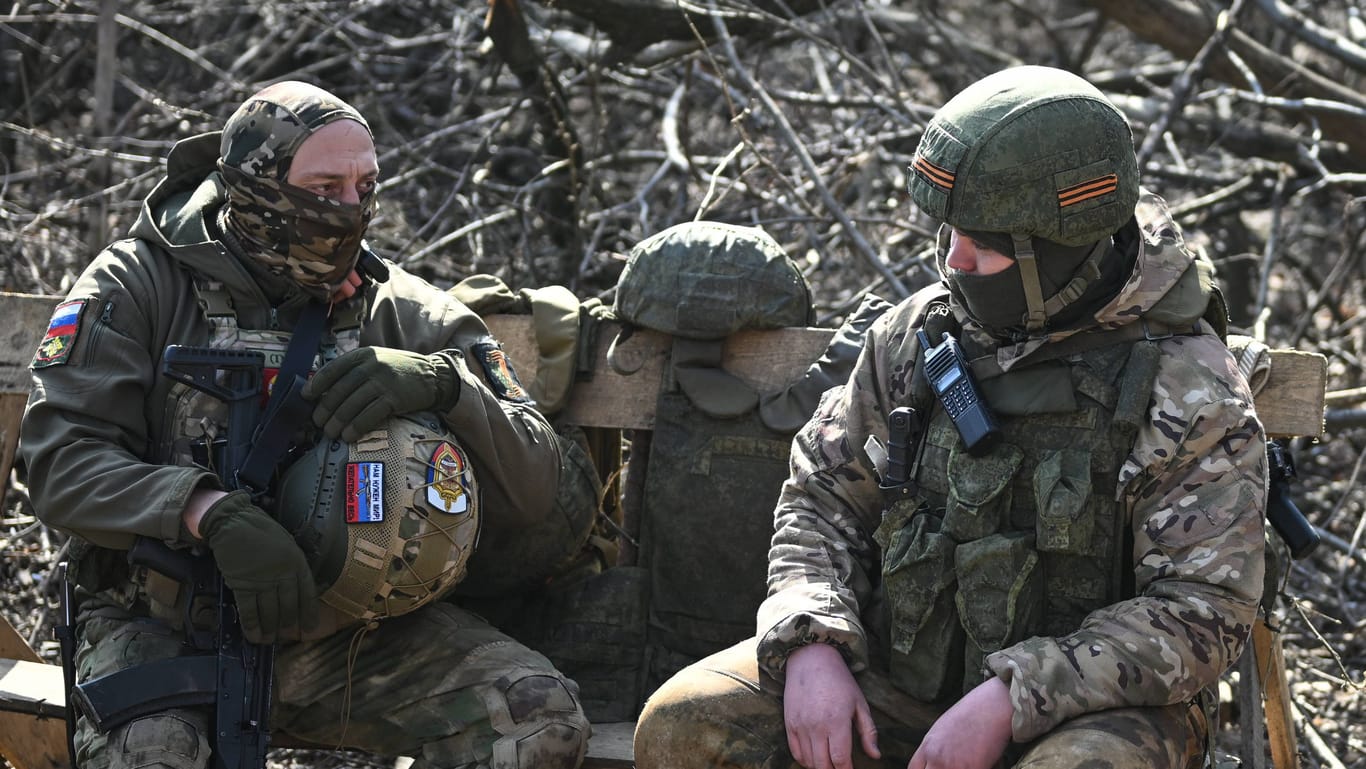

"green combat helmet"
[275,413,481,623]
[614,220,813,340]
[611,220,814,417]
[908,65,1139,332]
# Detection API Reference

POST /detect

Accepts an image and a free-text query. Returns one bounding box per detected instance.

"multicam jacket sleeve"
[755,306,1266,744]
[756,298,925,678]
[985,332,1265,741]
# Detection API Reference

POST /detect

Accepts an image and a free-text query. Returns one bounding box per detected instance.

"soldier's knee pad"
[486,670,589,769]
[101,712,210,769]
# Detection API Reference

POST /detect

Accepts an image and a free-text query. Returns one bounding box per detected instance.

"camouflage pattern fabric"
[752,192,1265,744]
[217,81,376,295]
[613,220,813,340]
[73,597,589,769]
[907,66,1138,248]
[634,638,1206,769]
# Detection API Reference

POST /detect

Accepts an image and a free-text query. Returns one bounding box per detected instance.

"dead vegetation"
[1,0,1365,766]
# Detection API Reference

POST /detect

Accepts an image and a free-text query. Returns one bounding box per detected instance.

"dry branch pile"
[1,0,1364,766]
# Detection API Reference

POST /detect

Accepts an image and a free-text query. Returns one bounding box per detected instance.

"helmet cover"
[614,221,814,339]
[276,413,480,622]
[908,65,1138,247]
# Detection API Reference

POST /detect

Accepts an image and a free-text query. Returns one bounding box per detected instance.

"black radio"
[917,329,1000,456]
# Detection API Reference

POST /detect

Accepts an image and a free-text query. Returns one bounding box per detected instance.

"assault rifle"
[1266,438,1320,560]
[69,347,274,769]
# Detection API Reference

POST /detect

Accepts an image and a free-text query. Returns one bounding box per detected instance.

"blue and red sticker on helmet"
[345,440,474,524]
[345,461,385,523]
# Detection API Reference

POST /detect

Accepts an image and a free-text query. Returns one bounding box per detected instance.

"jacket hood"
[127,132,309,324]
[981,190,1215,369]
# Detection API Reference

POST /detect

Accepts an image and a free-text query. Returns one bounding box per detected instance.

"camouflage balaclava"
[218,81,376,298]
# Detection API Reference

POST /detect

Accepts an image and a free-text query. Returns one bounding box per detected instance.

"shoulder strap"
[237,301,329,493]
[968,317,1210,380]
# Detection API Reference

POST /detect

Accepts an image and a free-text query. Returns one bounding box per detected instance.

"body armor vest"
[876,311,1162,703]
[161,279,363,470]
[132,280,363,627]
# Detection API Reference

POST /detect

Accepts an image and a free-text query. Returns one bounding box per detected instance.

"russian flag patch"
[33,298,89,369]
[345,461,385,523]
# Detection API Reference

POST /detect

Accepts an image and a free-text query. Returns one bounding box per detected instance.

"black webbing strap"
[237,301,329,492]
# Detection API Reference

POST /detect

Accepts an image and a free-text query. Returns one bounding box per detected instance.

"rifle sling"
[238,300,328,492]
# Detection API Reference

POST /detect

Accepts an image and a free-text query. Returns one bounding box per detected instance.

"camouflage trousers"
[72,595,590,769]
[634,638,1206,769]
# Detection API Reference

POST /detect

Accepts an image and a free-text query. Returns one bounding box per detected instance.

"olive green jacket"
[21,134,563,574]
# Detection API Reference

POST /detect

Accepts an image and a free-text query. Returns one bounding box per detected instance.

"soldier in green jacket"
[635,66,1266,769]
[23,81,590,769]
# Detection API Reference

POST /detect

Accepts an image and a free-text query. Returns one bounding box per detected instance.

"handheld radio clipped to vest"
[917,329,1000,456]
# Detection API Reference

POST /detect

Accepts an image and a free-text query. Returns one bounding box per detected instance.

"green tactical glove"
[199,490,318,644]
[303,346,461,442]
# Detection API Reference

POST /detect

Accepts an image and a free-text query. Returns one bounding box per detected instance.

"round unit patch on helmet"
[614,220,814,340]
[908,65,1139,247]
[276,413,480,623]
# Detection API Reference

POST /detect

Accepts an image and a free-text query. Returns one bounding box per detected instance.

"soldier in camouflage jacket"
[635,66,1265,769]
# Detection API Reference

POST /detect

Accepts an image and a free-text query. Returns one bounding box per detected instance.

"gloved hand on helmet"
[199,490,318,643]
[303,346,462,442]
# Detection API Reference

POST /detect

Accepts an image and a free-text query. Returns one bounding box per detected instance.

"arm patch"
[33,298,91,369]
[471,341,532,403]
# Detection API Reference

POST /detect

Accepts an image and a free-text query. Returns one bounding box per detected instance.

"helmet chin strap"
[1042,239,1108,318]
[1013,234,1048,332]
[1012,233,1109,333]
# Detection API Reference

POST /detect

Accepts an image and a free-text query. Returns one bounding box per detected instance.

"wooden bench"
[0,291,1328,769]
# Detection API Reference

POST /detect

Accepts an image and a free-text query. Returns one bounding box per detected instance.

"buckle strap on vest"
[968,317,1208,380]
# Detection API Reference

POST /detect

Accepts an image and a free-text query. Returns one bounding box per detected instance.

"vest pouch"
[881,508,964,703]
[1033,447,1097,555]
[943,442,1023,542]
[954,531,1041,691]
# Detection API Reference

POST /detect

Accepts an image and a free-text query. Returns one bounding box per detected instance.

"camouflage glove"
[199,490,318,643]
[303,346,461,442]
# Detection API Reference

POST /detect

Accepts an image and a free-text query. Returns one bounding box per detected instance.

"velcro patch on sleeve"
[472,341,532,403]
[33,298,91,369]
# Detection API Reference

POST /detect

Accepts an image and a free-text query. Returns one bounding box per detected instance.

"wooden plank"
[488,315,1326,437]
[0,292,57,395]
[0,615,68,769]
[582,721,635,769]
[0,659,65,719]
[1256,349,1327,439]
[2,293,1328,436]
[0,393,26,512]
[1254,619,1300,769]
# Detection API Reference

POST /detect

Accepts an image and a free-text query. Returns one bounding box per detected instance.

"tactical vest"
[138,279,363,627]
[876,307,1162,703]
[160,279,362,470]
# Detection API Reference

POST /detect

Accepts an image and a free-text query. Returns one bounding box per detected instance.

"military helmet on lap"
[276,413,480,622]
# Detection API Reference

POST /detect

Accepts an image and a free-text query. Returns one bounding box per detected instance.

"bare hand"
[907,677,1013,769]
[329,268,362,303]
[783,643,881,769]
